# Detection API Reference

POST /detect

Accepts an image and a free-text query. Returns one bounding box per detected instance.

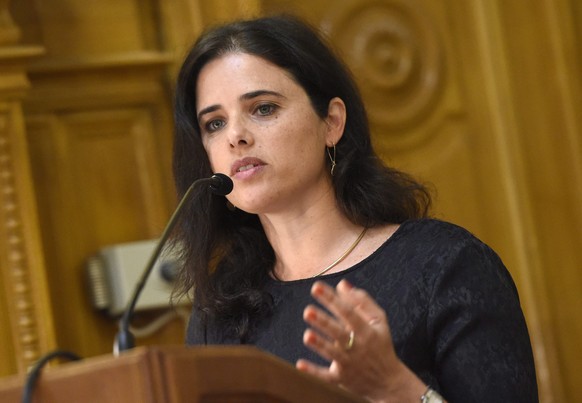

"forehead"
[195,53,301,105]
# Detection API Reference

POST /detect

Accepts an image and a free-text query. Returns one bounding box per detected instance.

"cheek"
[202,138,221,170]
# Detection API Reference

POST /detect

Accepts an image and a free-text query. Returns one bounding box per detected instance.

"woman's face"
[196,52,344,215]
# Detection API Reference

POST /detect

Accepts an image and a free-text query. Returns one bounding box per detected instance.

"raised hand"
[296,279,428,403]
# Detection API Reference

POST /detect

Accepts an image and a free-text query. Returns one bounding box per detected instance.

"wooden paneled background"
[0,1,580,401]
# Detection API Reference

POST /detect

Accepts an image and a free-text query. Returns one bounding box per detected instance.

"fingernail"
[304,309,317,321]
[311,282,325,296]
[304,330,317,345]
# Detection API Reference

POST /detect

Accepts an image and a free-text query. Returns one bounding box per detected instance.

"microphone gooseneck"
[114,174,233,354]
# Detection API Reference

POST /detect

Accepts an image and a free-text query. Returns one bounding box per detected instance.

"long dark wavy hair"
[172,15,431,342]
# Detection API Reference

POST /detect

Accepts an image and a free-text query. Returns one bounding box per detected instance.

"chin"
[232,190,281,215]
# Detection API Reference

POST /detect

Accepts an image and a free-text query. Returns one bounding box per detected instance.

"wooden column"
[0,1,55,376]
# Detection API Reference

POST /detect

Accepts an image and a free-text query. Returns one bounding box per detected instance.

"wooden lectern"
[0,346,364,402]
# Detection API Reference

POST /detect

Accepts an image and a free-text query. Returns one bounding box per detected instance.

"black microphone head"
[209,173,233,196]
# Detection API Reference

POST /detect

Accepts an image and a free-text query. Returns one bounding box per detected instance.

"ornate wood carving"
[0,52,54,376]
[0,105,42,371]
[0,1,53,377]
[322,0,445,138]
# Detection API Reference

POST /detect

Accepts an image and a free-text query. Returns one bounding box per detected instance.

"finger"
[303,328,348,363]
[304,304,347,343]
[310,281,368,329]
[336,279,387,326]
[296,359,338,383]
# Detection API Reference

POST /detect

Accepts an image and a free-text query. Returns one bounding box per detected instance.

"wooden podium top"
[0,345,364,402]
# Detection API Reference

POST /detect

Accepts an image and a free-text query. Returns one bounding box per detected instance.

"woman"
[173,15,538,402]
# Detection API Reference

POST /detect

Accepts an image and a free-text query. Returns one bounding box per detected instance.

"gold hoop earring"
[327,143,337,176]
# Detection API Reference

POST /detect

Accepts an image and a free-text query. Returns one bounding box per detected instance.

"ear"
[325,97,347,146]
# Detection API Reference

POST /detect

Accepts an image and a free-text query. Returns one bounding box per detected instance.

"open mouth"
[237,164,257,173]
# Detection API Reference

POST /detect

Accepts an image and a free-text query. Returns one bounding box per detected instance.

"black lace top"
[186,219,538,402]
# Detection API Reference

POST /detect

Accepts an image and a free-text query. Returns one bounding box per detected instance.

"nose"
[227,117,253,149]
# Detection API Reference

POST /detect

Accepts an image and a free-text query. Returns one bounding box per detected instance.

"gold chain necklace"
[312,227,368,277]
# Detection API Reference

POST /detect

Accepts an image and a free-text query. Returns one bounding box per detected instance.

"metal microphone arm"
[114,174,232,354]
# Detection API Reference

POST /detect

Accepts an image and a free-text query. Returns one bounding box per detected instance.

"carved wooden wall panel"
[318,1,493,231]
[25,107,175,355]
[10,0,179,360]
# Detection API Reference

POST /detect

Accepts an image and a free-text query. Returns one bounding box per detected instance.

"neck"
[260,208,365,281]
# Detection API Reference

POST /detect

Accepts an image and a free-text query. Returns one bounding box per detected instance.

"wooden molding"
[0,12,54,372]
[0,100,56,375]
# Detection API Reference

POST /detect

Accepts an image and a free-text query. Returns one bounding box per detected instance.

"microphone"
[114,173,233,354]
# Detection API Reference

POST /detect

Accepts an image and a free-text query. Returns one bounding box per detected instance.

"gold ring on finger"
[345,330,355,351]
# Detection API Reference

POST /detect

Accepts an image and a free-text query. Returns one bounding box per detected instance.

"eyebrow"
[197,89,287,121]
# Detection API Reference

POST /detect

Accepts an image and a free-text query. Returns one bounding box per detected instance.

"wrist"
[371,361,427,403]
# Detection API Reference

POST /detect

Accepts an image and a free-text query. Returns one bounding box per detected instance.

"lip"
[230,156,267,178]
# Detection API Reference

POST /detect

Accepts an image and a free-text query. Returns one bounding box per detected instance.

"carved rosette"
[321,0,444,136]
